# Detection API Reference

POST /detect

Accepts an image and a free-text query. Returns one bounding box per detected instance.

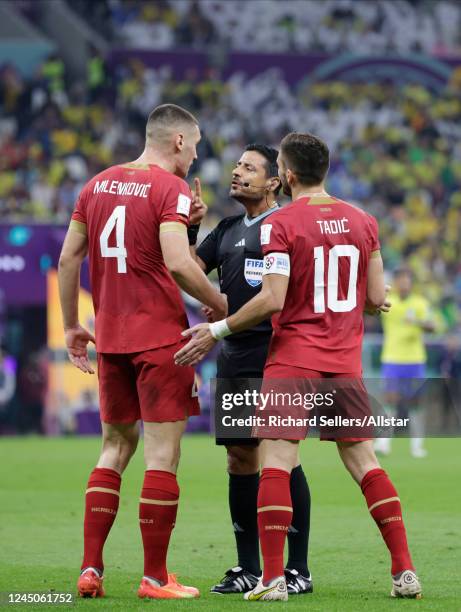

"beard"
[281,175,291,196]
[229,188,263,203]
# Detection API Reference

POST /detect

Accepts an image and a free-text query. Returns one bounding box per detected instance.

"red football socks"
[258,468,293,584]
[81,467,121,573]
[361,468,414,575]
[139,470,179,585]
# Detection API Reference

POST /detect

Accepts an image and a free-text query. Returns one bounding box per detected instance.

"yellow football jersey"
[381,293,431,364]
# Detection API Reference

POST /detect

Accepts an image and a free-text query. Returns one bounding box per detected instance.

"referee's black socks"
[229,472,261,576]
[228,466,311,578]
[287,464,311,577]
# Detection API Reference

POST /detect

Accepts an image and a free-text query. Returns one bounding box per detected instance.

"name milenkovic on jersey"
[93,180,151,198]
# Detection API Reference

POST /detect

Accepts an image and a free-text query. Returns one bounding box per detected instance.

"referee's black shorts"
[215,336,270,446]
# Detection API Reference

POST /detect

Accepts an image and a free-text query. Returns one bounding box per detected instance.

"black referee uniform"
[196,205,279,445]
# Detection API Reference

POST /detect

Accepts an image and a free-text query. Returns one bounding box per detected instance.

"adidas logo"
[234,238,245,247]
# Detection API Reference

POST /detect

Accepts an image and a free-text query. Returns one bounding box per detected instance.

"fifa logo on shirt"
[244,258,263,287]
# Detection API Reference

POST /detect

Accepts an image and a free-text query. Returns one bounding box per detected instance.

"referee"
[189,144,313,595]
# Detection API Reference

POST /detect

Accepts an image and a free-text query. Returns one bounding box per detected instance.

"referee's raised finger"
[194,177,202,199]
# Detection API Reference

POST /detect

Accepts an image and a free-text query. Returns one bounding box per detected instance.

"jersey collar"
[243,203,280,227]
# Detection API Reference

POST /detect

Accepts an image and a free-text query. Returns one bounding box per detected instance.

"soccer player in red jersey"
[58,104,226,600]
[175,132,421,600]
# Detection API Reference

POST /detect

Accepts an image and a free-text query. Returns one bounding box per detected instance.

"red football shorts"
[253,362,371,442]
[97,341,199,424]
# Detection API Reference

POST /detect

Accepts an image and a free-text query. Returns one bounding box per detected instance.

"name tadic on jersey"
[316,218,350,234]
[262,218,351,244]
[256,196,380,372]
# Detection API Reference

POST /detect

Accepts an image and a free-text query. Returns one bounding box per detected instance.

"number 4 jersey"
[71,163,192,353]
[261,194,380,373]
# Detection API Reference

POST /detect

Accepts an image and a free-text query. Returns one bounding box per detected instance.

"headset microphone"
[242,182,265,189]
[238,180,277,212]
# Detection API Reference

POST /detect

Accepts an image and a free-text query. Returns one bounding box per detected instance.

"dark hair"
[146,104,198,142]
[245,143,281,195]
[280,132,329,186]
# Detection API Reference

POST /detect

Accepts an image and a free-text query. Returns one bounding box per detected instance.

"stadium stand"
[1,0,460,327]
[69,0,461,55]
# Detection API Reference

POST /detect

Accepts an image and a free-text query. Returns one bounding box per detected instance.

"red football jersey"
[71,163,192,353]
[261,194,380,373]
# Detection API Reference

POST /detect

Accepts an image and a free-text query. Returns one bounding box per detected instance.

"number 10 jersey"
[260,194,380,373]
[71,163,192,353]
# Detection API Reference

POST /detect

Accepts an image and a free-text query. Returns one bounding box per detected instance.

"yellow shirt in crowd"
[381,293,431,364]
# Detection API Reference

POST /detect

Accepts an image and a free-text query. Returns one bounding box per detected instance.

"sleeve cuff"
[69,220,87,236]
[160,222,188,235]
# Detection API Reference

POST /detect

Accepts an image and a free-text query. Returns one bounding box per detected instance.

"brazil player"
[176,132,422,600]
[376,267,434,458]
[189,144,312,595]
[58,104,227,600]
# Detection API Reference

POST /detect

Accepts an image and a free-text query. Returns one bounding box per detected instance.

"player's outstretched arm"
[160,225,227,319]
[174,274,288,367]
[366,252,386,309]
[58,227,95,374]
[226,273,288,333]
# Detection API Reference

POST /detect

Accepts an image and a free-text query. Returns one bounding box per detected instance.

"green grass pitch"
[1,436,460,611]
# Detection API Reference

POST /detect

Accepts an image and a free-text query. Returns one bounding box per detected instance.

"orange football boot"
[138,573,200,599]
[77,568,105,598]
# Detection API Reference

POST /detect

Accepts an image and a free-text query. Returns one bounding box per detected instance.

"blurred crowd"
[3,0,461,434]
[69,0,461,55]
[1,50,461,325]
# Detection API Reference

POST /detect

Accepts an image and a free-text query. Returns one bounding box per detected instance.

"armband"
[262,252,290,277]
[188,224,201,246]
